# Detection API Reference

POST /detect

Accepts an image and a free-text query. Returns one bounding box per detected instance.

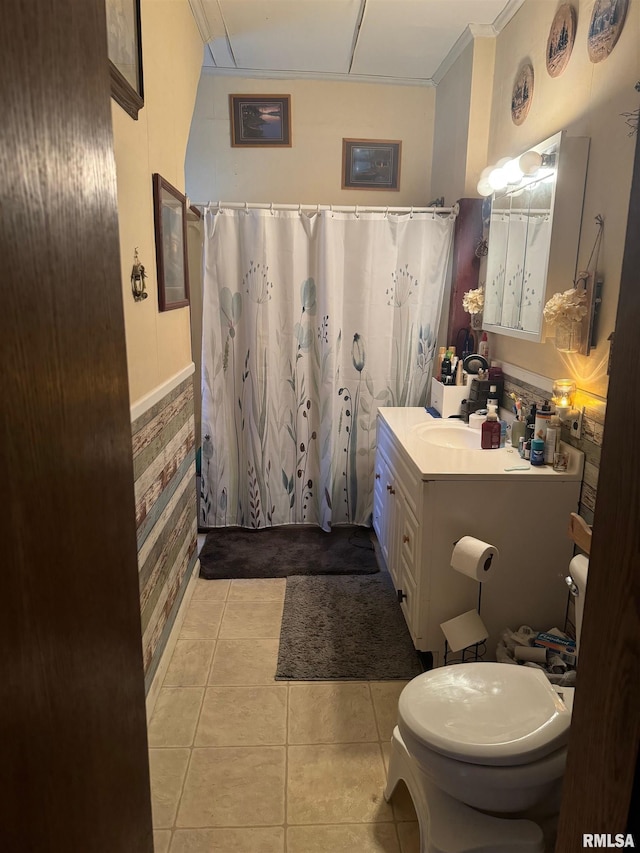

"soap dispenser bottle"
[481,405,501,449]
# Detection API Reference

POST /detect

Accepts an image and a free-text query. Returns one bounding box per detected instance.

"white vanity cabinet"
[374,408,584,666]
[373,433,421,634]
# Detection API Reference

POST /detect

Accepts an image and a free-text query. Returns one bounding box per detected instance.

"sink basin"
[411,423,482,450]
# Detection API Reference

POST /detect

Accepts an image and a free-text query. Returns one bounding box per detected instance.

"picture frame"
[342,139,402,191]
[152,174,190,312]
[229,95,292,147]
[106,0,144,120]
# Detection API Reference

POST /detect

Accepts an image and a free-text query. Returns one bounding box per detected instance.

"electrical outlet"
[570,407,584,440]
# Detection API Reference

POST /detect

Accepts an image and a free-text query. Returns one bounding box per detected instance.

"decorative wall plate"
[511,63,534,126]
[588,0,629,63]
[546,4,577,77]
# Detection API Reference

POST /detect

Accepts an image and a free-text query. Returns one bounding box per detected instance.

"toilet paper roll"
[514,645,547,664]
[468,412,486,430]
[450,536,498,582]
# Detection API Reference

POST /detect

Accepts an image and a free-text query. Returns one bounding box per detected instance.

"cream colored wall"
[112,0,203,405]
[185,75,436,205]
[431,38,496,203]
[431,41,474,203]
[484,0,639,398]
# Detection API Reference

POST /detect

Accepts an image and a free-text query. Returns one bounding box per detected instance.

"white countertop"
[378,407,584,481]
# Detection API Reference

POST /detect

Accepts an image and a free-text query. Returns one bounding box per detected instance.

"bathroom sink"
[411,422,482,450]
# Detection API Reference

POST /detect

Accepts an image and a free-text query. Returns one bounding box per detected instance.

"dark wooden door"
[0,2,154,851]
[556,123,640,844]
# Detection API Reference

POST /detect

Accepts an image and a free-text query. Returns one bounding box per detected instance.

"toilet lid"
[398,663,571,766]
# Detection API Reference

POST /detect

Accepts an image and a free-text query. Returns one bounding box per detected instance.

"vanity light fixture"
[477,149,558,197]
[552,379,577,417]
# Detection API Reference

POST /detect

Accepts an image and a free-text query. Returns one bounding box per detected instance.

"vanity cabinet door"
[372,451,392,566]
[372,447,404,588]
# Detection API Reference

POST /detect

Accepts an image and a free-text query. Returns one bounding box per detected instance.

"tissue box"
[430,378,470,419]
[533,632,576,654]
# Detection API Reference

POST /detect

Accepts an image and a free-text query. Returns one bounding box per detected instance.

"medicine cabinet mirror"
[483,131,590,343]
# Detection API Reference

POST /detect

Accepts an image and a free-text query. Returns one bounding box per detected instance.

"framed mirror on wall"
[106,0,144,120]
[483,131,590,343]
[152,174,190,312]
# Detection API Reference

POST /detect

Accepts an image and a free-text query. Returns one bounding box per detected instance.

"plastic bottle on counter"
[479,332,489,360]
[499,416,508,448]
[525,404,537,443]
[481,405,501,449]
[534,401,552,442]
[531,437,545,466]
[441,350,452,385]
[544,414,562,464]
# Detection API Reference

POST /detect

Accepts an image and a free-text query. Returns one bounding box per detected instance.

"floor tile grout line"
[284,680,290,853]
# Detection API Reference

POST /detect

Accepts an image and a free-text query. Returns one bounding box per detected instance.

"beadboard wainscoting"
[131,366,199,694]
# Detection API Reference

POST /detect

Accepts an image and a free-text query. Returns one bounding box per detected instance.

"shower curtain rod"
[190,200,459,217]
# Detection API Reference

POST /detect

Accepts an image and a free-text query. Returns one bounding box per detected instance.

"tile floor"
[148,575,420,853]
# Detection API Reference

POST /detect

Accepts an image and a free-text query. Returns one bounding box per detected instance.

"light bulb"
[477,177,494,197]
[504,158,524,184]
[519,150,543,176]
[488,168,508,191]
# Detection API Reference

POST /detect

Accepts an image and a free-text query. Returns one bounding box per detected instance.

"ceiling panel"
[191,0,523,83]
[351,0,510,79]
[219,0,363,73]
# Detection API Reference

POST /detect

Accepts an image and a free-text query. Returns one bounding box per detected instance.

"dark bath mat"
[276,572,424,681]
[199,525,380,580]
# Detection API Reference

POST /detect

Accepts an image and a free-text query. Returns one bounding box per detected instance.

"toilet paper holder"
[440,536,498,666]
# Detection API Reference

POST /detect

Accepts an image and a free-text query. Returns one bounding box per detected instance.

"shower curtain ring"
[330,204,334,218]
[270,202,274,215]
[385,207,389,218]
[244,202,249,214]
[410,207,414,219]
[355,205,359,219]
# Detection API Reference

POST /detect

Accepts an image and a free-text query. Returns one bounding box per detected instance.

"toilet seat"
[398,663,571,766]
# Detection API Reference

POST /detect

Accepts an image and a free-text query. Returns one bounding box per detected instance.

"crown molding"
[431,26,474,85]
[188,0,211,43]
[492,0,527,34]
[200,65,435,87]
[432,0,526,85]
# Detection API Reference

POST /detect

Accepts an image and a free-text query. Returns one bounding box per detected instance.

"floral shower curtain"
[200,207,454,530]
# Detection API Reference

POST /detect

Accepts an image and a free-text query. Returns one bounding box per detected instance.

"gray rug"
[276,572,423,680]
[199,525,379,580]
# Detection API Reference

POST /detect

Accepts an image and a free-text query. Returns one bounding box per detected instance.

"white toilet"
[384,554,589,853]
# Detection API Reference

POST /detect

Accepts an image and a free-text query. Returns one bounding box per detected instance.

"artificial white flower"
[462,286,484,315]
[543,288,587,326]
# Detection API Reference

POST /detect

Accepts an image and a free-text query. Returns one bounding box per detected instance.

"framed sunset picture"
[229,95,291,147]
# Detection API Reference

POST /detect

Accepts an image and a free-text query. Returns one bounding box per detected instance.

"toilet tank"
[569,554,589,655]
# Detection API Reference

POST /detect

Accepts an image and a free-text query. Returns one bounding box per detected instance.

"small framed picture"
[229,95,291,147]
[342,139,402,191]
[105,0,144,120]
[152,174,190,312]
